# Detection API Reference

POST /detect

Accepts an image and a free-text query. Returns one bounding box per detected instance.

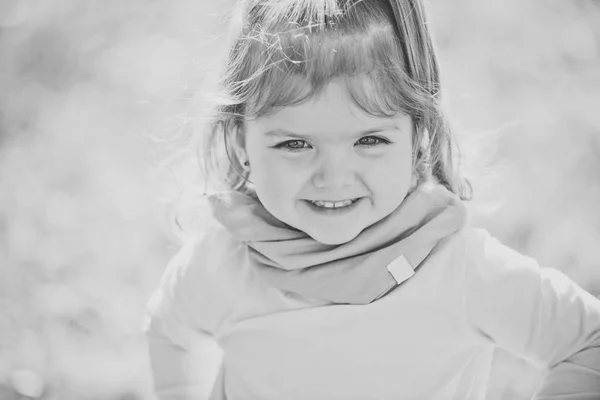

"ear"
[229,124,250,169]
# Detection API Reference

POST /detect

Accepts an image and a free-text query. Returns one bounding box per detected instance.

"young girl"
[144,0,600,399]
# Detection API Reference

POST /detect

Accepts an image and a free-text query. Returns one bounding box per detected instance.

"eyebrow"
[263,125,398,140]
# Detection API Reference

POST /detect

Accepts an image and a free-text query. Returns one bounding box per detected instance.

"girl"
[144,0,600,399]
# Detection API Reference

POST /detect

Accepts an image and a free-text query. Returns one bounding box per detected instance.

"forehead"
[248,80,398,135]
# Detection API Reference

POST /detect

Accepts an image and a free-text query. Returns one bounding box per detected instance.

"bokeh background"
[1,0,599,399]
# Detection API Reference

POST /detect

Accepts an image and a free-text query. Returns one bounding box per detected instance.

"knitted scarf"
[208,183,467,305]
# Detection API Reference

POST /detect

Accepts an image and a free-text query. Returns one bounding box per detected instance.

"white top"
[144,226,600,400]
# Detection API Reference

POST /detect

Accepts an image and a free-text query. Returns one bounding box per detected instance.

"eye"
[356,136,390,147]
[274,140,311,152]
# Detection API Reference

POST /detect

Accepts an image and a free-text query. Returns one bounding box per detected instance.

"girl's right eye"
[274,140,311,151]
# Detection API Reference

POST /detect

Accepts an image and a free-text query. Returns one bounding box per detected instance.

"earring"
[243,161,249,167]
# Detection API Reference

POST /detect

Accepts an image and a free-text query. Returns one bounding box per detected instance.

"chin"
[306,228,362,246]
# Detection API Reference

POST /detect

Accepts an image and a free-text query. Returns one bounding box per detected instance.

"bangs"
[224,0,425,118]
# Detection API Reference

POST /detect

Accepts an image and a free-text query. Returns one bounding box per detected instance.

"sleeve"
[463,229,600,400]
[143,231,225,400]
[145,233,217,348]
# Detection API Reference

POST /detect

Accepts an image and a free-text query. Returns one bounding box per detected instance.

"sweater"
[145,225,600,399]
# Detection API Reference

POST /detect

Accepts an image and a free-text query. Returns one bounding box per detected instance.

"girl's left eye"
[356,136,389,147]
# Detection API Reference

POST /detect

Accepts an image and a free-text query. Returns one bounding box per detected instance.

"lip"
[302,197,364,216]
[308,198,359,203]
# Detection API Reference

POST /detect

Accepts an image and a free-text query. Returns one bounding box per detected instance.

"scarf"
[207,183,467,305]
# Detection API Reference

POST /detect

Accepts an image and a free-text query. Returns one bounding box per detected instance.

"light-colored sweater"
[145,226,600,399]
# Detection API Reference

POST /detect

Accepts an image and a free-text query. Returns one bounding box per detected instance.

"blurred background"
[0,0,598,399]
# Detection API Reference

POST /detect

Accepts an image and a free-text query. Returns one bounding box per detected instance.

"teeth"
[310,199,356,209]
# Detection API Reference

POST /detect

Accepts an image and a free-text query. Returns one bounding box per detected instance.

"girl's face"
[242,80,414,245]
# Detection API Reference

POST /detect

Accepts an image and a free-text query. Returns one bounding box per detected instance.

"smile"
[307,198,361,209]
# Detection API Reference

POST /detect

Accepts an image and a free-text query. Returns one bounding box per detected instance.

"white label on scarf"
[387,255,415,284]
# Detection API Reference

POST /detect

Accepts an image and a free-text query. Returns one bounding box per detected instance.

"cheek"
[247,149,303,199]
[367,148,413,200]
[372,145,413,177]
[252,160,286,189]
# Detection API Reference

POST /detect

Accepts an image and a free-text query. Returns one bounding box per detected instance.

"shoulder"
[426,226,542,290]
[161,221,235,274]
[460,227,540,274]
[455,227,557,311]
[171,222,248,297]
[166,194,248,278]
[185,223,244,269]
[148,220,248,335]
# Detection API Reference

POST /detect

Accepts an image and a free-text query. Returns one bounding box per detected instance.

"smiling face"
[240,80,414,245]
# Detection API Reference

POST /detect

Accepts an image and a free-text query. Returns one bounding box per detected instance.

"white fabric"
[144,226,600,400]
[386,254,415,284]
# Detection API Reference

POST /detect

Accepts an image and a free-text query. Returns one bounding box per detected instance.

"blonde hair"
[201,0,471,200]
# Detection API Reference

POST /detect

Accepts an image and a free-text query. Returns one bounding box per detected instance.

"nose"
[312,151,356,189]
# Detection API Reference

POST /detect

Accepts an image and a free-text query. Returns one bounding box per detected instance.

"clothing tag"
[386,255,415,284]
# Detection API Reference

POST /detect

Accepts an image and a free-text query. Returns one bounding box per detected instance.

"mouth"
[307,198,361,209]
[303,197,364,216]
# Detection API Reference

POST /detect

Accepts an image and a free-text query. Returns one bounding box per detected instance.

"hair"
[199,0,472,200]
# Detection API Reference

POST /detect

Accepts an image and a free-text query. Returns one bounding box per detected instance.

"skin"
[237,79,414,245]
